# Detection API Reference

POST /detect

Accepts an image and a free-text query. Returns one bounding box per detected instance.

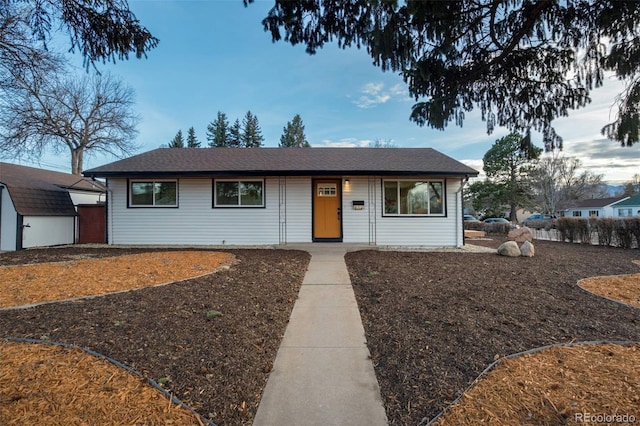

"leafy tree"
[228,119,242,148]
[467,180,509,219]
[478,133,541,221]
[241,110,264,148]
[169,130,185,148]
[1,0,158,70]
[207,111,230,147]
[0,69,139,175]
[186,126,200,148]
[250,0,640,148]
[280,114,310,147]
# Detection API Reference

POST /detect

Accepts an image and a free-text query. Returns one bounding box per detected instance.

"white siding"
[22,216,74,248]
[107,176,465,247]
[614,205,640,217]
[109,178,280,245]
[283,178,312,243]
[375,179,463,247]
[1,186,17,251]
[342,178,372,243]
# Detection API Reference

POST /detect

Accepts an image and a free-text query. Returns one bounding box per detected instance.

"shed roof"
[0,162,102,216]
[82,147,479,178]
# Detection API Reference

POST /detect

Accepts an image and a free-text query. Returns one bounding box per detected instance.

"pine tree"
[186,127,200,148]
[241,111,264,148]
[168,130,184,148]
[228,119,242,148]
[258,1,640,148]
[280,114,310,147]
[207,111,229,147]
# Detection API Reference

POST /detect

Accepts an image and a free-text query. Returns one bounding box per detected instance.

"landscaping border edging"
[2,337,216,426]
[423,340,640,426]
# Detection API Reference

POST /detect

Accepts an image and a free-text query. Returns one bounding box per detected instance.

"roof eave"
[84,170,479,179]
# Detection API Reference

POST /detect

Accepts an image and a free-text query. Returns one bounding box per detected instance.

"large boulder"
[521,241,535,257]
[497,241,521,257]
[508,226,533,242]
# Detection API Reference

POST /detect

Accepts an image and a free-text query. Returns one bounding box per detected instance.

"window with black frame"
[383,180,444,216]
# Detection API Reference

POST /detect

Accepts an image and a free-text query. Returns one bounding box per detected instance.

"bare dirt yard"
[0,247,310,426]
[346,238,640,425]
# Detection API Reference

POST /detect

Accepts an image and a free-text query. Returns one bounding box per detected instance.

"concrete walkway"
[253,244,388,426]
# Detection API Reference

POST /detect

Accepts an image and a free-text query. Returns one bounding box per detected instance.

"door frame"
[311,178,343,242]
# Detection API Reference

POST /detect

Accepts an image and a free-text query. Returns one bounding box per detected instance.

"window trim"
[381,179,446,217]
[128,179,178,208]
[213,178,266,208]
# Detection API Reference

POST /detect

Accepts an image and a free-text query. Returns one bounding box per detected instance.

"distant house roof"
[82,147,480,178]
[567,196,628,209]
[611,194,640,207]
[0,162,102,216]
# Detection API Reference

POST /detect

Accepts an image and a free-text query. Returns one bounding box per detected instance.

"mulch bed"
[346,239,640,425]
[432,342,640,425]
[0,251,236,308]
[1,340,204,425]
[0,247,310,426]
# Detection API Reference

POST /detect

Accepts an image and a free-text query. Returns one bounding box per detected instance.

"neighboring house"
[562,196,628,219]
[0,162,105,251]
[83,147,479,247]
[611,195,640,217]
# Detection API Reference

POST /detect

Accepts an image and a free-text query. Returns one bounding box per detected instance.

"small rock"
[497,241,521,257]
[521,241,535,257]
[508,227,533,242]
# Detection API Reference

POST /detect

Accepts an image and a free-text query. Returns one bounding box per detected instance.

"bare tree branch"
[1,66,140,175]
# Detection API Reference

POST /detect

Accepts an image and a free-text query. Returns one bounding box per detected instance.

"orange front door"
[313,179,342,240]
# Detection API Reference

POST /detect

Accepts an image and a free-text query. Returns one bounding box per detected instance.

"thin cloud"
[353,82,406,109]
[317,138,372,147]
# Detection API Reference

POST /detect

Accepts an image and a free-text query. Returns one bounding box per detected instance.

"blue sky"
[19,0,640,183]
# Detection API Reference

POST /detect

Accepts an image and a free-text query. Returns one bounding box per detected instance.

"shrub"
[482,222,511,235]
[593,218,614,246]
[464,221,484,231]
[557,217,578,243]
[576,219,592,244]
[628,217,640,249]
[614,219,634,249]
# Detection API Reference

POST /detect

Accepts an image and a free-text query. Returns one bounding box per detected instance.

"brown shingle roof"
[0,162,101,216]
[83,147,479,178]
[571,197,627,209]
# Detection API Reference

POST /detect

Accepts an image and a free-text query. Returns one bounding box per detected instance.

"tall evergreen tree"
[280,114,310,147]
[168,130,184,148]
[207,111,230,147]
[186,126,200,147]
[241,111,264,148]
[228,119,242,148]
[253,0,640,148]
[469,133,542,221]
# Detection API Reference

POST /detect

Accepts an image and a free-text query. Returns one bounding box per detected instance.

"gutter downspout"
[456,176,469,248]
[16,214,23,251]
[105,179,112,245]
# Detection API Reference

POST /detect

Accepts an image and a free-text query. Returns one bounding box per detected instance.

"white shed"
[0,162,104,251]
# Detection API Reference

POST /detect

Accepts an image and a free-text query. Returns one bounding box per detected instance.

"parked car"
[464,214,479,222]
[522,214,557,228]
